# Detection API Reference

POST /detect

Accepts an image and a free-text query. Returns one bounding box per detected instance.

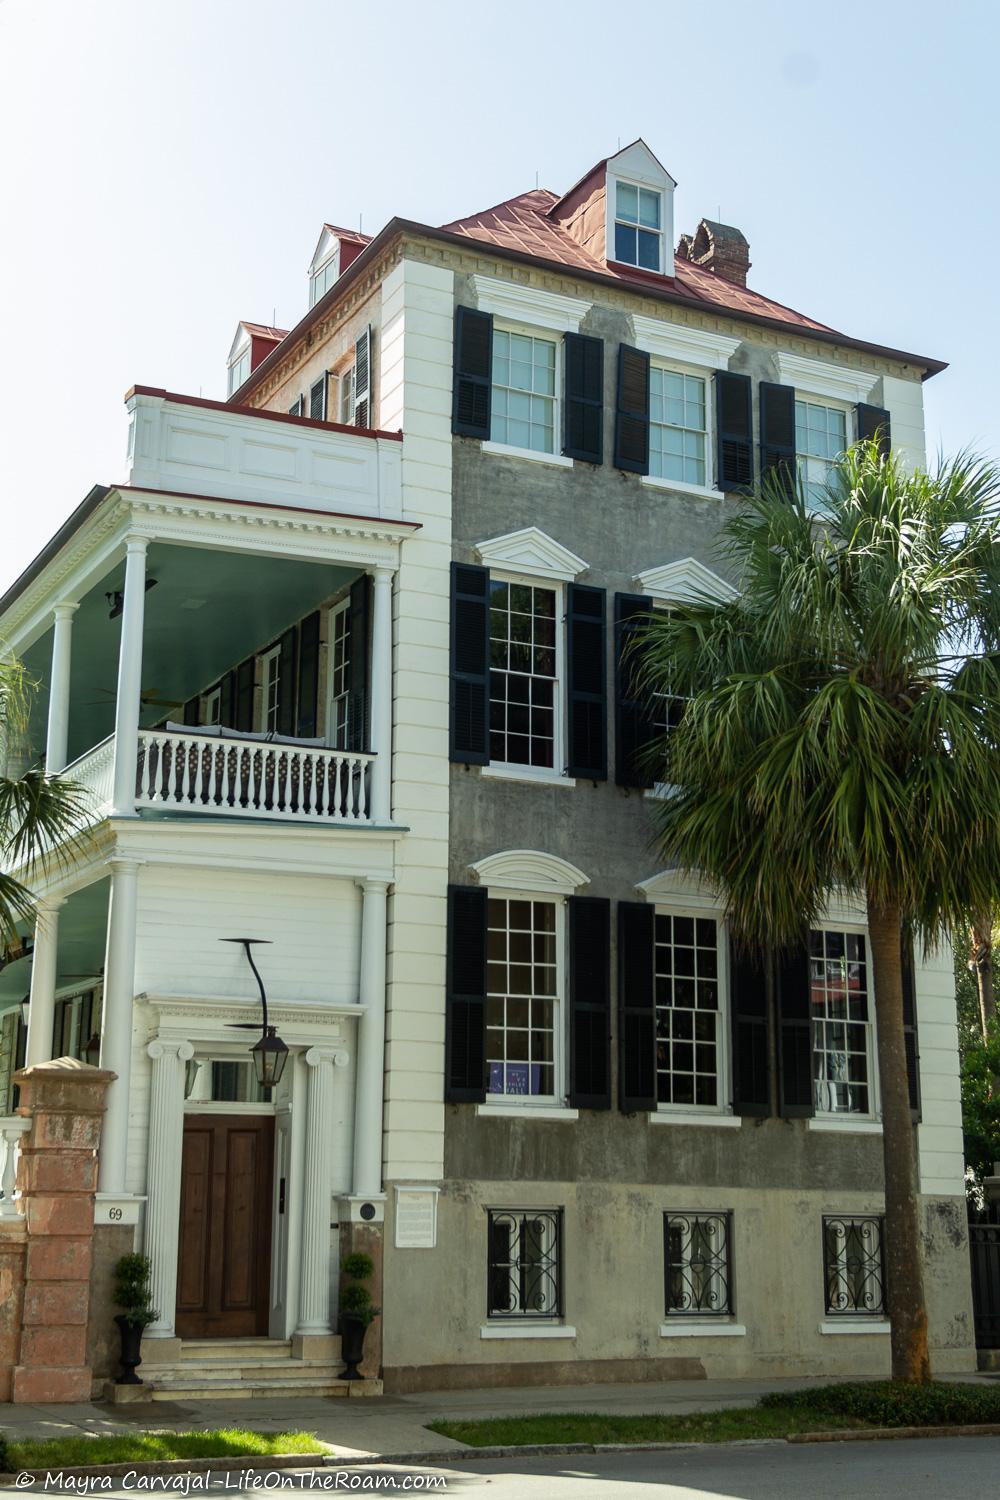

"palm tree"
[639,440,1000,1382]
[0,656,84,952]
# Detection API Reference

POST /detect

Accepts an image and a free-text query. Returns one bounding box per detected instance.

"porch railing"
[64,734,115,818]
[135,728,375,824]
[0,1117,30,1219]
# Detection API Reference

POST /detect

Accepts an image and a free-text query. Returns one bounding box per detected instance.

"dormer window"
[227,345,250,397]
[614,182,662,271]
[310,250,339,307]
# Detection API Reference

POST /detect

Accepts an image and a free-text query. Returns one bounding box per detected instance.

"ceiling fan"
[83,687,183,709]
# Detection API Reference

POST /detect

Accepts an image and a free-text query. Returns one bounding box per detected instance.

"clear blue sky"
[1,0,996,591]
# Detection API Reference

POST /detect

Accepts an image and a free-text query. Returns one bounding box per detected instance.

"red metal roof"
[240,321,289,341]
[322,224,373,248]
[442,187,836,334]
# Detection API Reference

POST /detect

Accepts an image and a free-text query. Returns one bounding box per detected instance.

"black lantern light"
[220,938,288,1091]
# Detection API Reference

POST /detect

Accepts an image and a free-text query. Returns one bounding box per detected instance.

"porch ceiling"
[23,546,357,766]
[0,878,109,1009]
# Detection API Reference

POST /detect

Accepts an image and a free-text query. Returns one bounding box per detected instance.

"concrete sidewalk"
[0,1374,992,1460]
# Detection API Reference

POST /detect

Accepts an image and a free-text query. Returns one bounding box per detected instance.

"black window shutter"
[275,627,298,737]
[309,376,327,422]
[856,402,891,458]
[219,671,235,730]
[446,885,487,1102]
[901,935,921,1122]
[729,940,771,1117]
[569,896,611,1109]
[759,382,797,499]
[614,344,650,474]
[235,658,255,733]
[182,695,200,726]
[567,584,607,780]
[563,332,603,463]
[452,307,493,438]
[618,901,656,1111]
[296,611,321,738]
[776,943,814,1117]
[347,575,371,753]
[614,593,655,788]
[714,371,753,491]
[354,327,372,429]
[450,562,490,765]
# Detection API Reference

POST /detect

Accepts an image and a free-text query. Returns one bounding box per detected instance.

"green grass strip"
[6,1429,328,1470]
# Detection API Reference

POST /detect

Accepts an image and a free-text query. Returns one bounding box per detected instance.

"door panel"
[176,1114,274,1338]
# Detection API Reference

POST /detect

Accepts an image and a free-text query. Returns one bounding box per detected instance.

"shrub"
[112,1252,159,1329]
[339,1251,380,1327]
[760,1381,1000,1427]
[342,1251,374,1280]
[0,1434,9,1473]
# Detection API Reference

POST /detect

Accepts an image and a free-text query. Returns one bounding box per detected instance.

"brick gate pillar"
[11,1058,115,1403]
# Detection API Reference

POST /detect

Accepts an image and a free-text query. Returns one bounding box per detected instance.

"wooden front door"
[176,1114,275,1339]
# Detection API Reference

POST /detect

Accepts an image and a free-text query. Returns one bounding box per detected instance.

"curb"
[788,1422,1000,1443]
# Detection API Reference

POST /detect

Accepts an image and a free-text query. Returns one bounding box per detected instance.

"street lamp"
[220,938,288,1091]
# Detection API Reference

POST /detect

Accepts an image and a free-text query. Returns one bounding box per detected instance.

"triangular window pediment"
[475,526,588,583]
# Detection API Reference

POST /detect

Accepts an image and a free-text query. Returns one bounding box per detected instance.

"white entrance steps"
[129,1337,382,1401]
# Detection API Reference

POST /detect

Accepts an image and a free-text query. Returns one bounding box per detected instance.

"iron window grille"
[664,1211,734,1316]
[487,1208,563,1319]
[823,1215,886,1317]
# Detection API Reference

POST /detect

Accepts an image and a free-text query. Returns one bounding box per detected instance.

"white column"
[352,878,389,1199]
[368,565,394,823]
[144,1039,194,1338]
[45,603,78,775]
[0,1119,30,1218]
[111,535,149,817]
[25,897,64,1067]
[296,1045,347,1334]
[98,858,141,1194]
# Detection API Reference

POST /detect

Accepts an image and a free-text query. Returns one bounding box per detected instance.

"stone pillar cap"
[13,1057,117,1085]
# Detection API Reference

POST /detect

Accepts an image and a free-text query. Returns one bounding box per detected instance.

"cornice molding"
[774,352,877,405]
[635,868,724,910]
[471,273,592,334]
[475,526,588,583]
[635,556,737,604]
[470,849,590,896]
[632,315,740,370]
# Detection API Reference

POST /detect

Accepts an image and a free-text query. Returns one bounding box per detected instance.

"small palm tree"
[0,656,84,952]
[639,440,1000,1382]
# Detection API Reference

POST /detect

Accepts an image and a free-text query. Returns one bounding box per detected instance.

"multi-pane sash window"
[795,399,847,510]
[823,1215,885,1317]
[486,897,557,1097]
[228,348,250,396]
[664,1212,733,1316]
[810,929,873,1115]
[490,330,556,454]
[489,581,557,768]
[339,365,356,426]
[328,599,351,748]
[260,645,281,734]
[487,1208,562,1318]
[649,369,707,486]
[310,256,338,307]
[614,181,662,270]
[203,687,221,726]
[654,914,721,1107]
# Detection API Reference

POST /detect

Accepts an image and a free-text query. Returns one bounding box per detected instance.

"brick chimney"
[676,219,751,287]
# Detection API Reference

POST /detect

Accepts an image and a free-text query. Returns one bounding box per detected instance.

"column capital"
[106,856,143,876]
[147,1038,194,1063]
[304,1045,349,1068]
[124,532,152,555]
[52,601,79,622]
[356,877,392,896]
[371,563,395,585]
[34,894,66,916]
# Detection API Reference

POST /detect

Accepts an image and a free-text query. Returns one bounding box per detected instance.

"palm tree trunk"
[971,914,996,1043]
[866,896,931,1383]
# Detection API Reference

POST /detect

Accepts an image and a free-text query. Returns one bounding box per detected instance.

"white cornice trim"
[636,868,723,910]
[635,557,737,604]
[475,526,588,583]
[774,352,877,405]
[471,274,591,334]
[471,849,590,896]
[632,316,740,371]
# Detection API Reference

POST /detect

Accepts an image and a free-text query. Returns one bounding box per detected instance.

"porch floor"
[112,1336,381,1403]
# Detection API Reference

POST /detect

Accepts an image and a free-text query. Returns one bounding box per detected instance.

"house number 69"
[108,1207,122,1221]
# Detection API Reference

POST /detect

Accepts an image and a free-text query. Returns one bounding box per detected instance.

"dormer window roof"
[226,321,288,399]
[603,140,676,277]
[308,224,373,308]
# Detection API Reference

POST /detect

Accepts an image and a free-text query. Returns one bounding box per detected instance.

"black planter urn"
[339,1314,369,1381]
[114,1314,145,1385]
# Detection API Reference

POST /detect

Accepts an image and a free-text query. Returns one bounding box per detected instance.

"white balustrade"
[0,1117,30,1219]
[134,729,376,825]
[63,734,116,818]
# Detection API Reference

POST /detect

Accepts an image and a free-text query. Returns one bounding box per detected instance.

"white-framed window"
[649,367,709,487]
[328,598,351,748]
[664,1211,733,1317]
[810,927,875,1117]
[258,645,281,735]
[288,395,304,418]
[339,365,356,425]
[310,253,338,307]
[490,327,558,455]
[487,1207,563,1319]
[823,1215,885,1317]
[227,347,250,397]
[613,180,663,271]
[654,910,726,1110]
[795,398,849,511]
[489,577,560,771]
[203,686,222,726]
[486,893,562,1101]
